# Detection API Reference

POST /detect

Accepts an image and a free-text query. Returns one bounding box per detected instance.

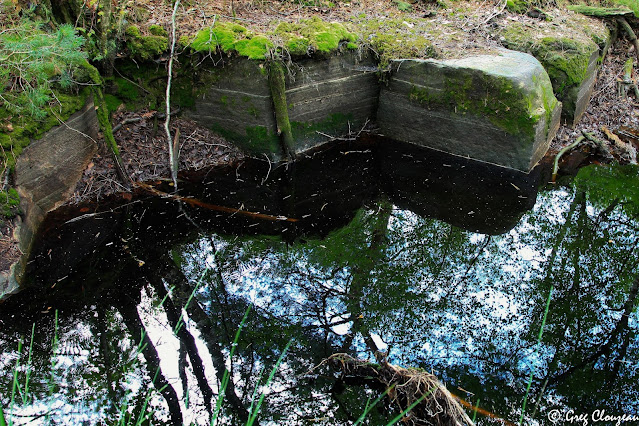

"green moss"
[285,36,310,56]
[245,126,281,154]
[506,0,528,13]
[408,71,541,137]
[247,105,260,117]
[190,22,274,59]
[104,94,123,113]
[268,61,294,157]
[353,17,441,67]
[125,25,168,61]
[0,89,89,171]
[148,24,168,37]
[190,22,249,53]
[189,17,356,59]
[0,188,20,218]
[107,61,173,111]
[611,0,639,17]
[502,22,599,96]
[115,77,139,101]
[290,113,354,143]
[394,0,413,11]
[209,122,281,155]
[234,35,273,60]
[274,17,357,56]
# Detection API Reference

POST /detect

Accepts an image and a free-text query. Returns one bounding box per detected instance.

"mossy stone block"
[13,99,98,289]
[184,57,282,159]
[500,13,610,124]
[285,50,379,153]
[377,49,561,172]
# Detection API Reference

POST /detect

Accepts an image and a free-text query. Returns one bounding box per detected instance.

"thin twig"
[260,153,272,185]
[165,0,180,189]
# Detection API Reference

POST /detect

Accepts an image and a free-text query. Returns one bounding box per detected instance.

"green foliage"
[0,21,86,120]
[573,163,639,216]
[0,188,20,218]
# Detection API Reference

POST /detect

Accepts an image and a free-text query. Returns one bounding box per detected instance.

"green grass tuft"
[1,188,20,218]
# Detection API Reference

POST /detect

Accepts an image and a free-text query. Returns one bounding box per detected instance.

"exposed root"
[326,353,473,426]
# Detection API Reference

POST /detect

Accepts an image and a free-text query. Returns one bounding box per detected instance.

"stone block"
[285,50,380,153]
[377,49,561,172]
[568,48,600,126]
[185,57,282,158]
[11,99,98,290]
[499,13,609,125]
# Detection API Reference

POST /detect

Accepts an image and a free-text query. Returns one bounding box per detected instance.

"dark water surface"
[1,141,638,425]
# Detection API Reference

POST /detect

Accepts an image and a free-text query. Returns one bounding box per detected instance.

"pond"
[1,139,638,425]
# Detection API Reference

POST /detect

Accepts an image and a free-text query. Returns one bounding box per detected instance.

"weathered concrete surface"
[285,50,379,153]
[184,57,281,157]
[377,50,561,172]
[4,100,98,296]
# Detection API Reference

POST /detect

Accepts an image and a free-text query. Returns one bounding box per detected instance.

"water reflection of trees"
[1,165,638,424]
[185,165,639,423]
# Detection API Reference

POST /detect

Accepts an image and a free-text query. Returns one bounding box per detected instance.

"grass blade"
[246,338,293,426]
[519,285,553,425]
[385,386,436,426]
[211,304,253,425]
[0,404,6,426]
[354,384,396,426]
[471,398,480,424]
[23,323,36,403]
[246,366,266,420]
[10,339,23,413]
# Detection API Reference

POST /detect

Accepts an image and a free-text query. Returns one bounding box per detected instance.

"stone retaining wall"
[187,47,561,172]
